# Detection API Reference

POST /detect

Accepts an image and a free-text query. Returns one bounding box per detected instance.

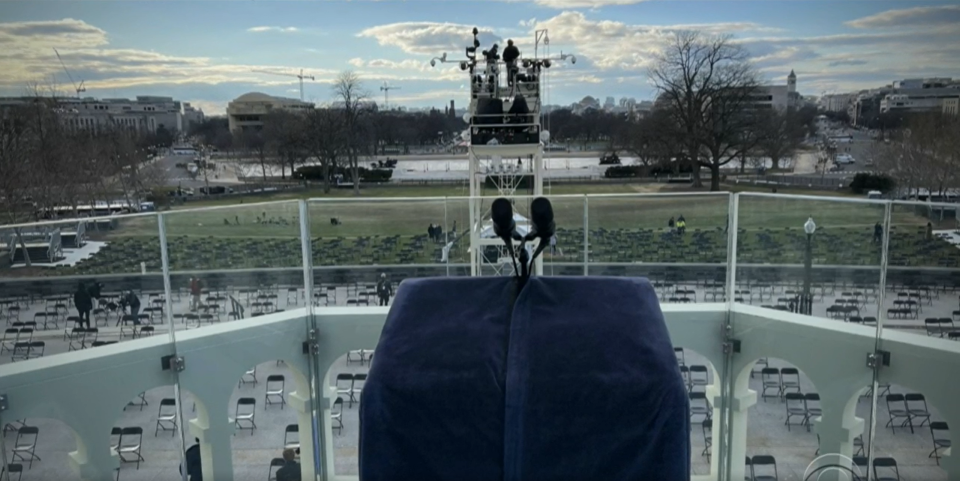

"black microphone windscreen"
[492,198,515,236]
[531,197,555,236]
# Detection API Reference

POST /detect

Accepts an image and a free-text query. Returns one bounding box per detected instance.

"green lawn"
[11,182,959,277]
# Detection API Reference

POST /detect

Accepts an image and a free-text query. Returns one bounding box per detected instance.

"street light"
[800,217,817,315]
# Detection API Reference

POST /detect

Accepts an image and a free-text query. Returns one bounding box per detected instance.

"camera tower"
[432,28,574,277]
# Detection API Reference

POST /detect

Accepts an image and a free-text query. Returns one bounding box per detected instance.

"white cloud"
[348,57,365,67]
[533,0,646,8]
[247,26,299,33]
[358,22,502,55]
[845,5,960,29]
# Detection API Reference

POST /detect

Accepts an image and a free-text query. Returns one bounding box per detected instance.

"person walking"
[87,279,102,310]
[376,273,393,307]
[275,448,301,481]
[190,277,203,311]
[74,282,93,328]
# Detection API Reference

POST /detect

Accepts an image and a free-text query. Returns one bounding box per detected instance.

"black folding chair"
[118,427,144,469]
[155,398,178,436]
[11,426,40,468]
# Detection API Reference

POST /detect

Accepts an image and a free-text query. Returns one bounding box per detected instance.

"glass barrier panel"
[587,193,730,303]
[731,193,883,481]
[308,198,448,307]
[542,195,586,277]
[0,213,162,362]
[442,196,474,277]
[872,200,957,481]
[161,200,311,479]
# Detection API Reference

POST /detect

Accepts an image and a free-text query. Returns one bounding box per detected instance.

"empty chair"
[929,421,950,465]
[268,457,285,481]
[760,368,781,402]
[885,394,912,434]
[803,393,822,432]
[155,398,178,436]
[265,375,286,409]
[235,397,257,434]
[283,424,300,451]
[872,457,900,481]
[350,373,367,408]
[784,393,807,431]
[904,393,931,429]
[688,365,709,391]
[751,455,778,481]
[0,328,18,354]
[118,427,144,469]
[689,391,711,423]
[125,392,148,411]
[240,366,258,387]
[779,368,801,396]
[0,463,23,481]
[347,349,365,365]
[11,426,40,468]
[331,397,344,435]
[674,347,685,366]
[335,373,354,406]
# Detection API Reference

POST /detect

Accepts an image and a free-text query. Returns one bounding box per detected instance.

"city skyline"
[1,0,958,115]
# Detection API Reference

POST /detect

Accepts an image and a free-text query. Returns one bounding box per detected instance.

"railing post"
[299,200,326,481]
[719,193,740,481]
[582,195,589,276]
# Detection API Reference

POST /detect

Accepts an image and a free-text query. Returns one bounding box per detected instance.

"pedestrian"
[87,279,102,310]
[677,215,687,236]
[275,448,301,481]
[190,277,203,311]
[873,222,882,244]
[667,217,675,230]
[180,438,203,480]
[74,282,93,328]
[502,39,521,86]
[122,290,141,320]
[376,273,393,307]
[549,234,558,255]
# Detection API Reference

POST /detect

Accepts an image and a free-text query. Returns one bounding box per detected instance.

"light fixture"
[543,59,552,68]
[460,61,468,71]
[804,217,817,235]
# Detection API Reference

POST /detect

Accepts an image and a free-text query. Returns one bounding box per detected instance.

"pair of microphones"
[491,197,555,286]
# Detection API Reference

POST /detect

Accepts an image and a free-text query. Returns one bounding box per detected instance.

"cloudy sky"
[1,1,958,115]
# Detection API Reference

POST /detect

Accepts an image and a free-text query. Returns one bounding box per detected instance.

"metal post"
[866,201,893,472]
[299,200,326,481]
[582,195,589,276]
[158,214,190,481]
[802,233,813,315]
[718,193,739,481]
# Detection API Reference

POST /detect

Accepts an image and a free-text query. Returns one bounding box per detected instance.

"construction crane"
[380,82,400,111]
[54,48,86,98]
[250,68,315,101]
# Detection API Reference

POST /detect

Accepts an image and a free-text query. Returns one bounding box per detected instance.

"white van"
[835,154,855,165]
[867,191,883,200]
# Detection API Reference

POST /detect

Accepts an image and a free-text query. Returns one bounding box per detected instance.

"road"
[155,153,242,189]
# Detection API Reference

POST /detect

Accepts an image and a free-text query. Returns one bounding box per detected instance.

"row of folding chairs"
[784,392,822,432]
[1,327,34,354]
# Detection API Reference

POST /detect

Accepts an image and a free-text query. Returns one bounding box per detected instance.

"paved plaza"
[1,278,955,480]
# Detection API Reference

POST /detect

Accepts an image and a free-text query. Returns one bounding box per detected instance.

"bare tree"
[305,108,346,194]
[264,111,308,181]
[332,71,369,195]
[756,109,804,170]
[649,30,762,190]
[234,129,268,183]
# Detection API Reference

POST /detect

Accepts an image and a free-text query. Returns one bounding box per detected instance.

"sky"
[1,0,959,115]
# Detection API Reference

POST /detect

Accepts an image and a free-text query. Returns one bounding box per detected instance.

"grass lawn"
[12,181,959,277]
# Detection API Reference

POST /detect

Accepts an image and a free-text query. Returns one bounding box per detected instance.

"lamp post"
[801,217,817,315]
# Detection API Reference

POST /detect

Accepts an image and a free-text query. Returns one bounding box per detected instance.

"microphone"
[526,197,555,243]
[492,198,521,276]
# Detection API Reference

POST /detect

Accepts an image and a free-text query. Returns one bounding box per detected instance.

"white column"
[69,425,117,481]
[190,409,234,481]
[289,391,317,480]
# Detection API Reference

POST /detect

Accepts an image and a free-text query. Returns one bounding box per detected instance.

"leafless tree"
[264,111,308,180]
[234,128,268,183]
[305,108,347,194]
[649,30,762,190]
[332,71,370,195]
[756,109,805,170]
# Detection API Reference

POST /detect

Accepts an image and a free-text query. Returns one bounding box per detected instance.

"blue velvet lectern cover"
[358,276,690,481]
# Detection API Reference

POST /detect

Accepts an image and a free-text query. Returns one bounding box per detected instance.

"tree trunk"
[259,151,267,183]
[15,228,31,267]
[351,151,360,195]
[709,163,721,191]
[323,158,331,194]
[770,154,781,170]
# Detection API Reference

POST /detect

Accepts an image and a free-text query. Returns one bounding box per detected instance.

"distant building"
[0,95,199,135]
[604,97,616,110]
[820,94,855,113]
[942,97,959,116]
[751,70,800,111]
[880,88,960,114]
[226,92,314,132]
[893,78,954,89]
